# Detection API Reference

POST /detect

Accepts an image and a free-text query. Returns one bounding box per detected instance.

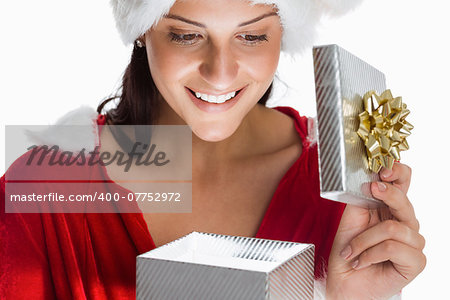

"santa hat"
[110,0,363,56]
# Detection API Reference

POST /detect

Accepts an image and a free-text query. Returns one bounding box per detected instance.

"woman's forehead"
[167,0,279,23]
[153,0,280,33]
[174,0,278,10]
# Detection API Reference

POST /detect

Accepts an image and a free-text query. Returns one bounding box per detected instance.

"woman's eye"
[238,34,269,45]
[169,32,201,45]
[169,32,269,46]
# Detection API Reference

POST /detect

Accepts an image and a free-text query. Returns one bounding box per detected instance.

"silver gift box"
[313,44,385,208]
[137,232,314,300]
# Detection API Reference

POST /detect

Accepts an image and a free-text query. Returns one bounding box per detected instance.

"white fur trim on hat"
[24,105,99,153]
[110,0,362,56]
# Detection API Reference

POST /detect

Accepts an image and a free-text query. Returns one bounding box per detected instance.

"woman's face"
[144,0,282,142]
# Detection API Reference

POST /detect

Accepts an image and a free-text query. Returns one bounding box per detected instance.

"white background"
[1,1,448,298]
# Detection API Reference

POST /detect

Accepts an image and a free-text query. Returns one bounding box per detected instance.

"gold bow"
[357,90,413,173]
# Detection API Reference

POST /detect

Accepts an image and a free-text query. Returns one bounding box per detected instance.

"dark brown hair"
[97,44,273,125]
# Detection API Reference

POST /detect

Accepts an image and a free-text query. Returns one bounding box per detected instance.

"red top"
[1,106,346,299]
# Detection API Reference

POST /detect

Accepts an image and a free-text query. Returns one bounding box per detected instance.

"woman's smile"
[186,86,245,103]
[185,85,247,113]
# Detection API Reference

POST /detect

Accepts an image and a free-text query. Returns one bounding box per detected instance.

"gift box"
[137,232,314,300]
[313,44,386,208]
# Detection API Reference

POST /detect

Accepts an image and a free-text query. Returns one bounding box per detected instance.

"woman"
[1,0,425,299]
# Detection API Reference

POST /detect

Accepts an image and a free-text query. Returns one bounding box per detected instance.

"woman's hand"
[326,162,426,300]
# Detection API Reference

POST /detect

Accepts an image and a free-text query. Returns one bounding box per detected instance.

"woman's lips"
[186,86,246,113]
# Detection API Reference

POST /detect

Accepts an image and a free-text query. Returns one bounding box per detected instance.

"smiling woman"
[0,0,426,299]
[100,0,283,141]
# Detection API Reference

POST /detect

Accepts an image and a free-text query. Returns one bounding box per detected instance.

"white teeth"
[193,89,238,103]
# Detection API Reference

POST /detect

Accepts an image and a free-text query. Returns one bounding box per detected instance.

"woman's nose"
[198,44,239,90]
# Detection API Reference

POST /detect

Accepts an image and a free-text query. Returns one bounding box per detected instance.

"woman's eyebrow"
[163,12,278,28]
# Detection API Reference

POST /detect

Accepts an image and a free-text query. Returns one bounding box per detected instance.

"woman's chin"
[191,125,237,142]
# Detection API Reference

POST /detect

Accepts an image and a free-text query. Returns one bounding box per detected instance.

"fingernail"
[340,245,352,260]
[377,182,387,192]
[381,169,392,179]
[352,259,360,270]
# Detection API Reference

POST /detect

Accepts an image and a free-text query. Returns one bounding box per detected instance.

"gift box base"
[137,232,315,300]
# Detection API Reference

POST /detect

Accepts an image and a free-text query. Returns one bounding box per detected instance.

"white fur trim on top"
[24,105,99,153]
[110,0,363,57]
